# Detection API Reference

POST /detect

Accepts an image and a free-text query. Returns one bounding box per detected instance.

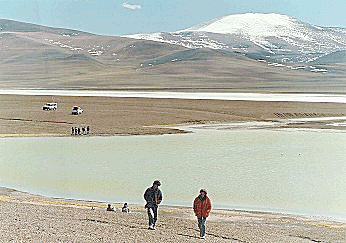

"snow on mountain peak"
[125,13,346,64]
[126,13,312,50]
[185,13,294,35]
[184,13,305,43]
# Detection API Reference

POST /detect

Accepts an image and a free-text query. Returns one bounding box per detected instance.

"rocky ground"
[0,188,345,242]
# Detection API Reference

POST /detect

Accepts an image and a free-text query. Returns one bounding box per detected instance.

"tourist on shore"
[193,189,212,239]
[106,204,114,211]
[144,180,162,230]
[122,203,130,213]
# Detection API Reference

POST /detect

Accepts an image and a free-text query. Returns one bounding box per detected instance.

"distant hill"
[0,19,91,35]
[0,16,345,93]
[312,50,346,64]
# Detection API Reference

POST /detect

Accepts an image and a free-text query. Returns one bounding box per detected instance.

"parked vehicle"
[42,103,57,110]
[72,106,83,115]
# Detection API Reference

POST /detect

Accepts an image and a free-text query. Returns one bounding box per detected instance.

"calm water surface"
[1,128,345,220]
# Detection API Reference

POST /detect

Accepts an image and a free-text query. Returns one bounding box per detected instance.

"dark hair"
[153,180,161,186]
[200,189,207,194]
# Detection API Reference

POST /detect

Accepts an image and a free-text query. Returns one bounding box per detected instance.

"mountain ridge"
[0,15,345,93]
[126,13,346,65]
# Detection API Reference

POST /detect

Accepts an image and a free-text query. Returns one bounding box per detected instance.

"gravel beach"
[0,188,345,242]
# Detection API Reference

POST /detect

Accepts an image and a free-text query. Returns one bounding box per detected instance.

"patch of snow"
[125,32,164,41]
[88,50,103,56]
[274,63,285,67]
[60,44,72,49]
[310,68,328,72]
[290,66,306,70]
[312,25,324,31]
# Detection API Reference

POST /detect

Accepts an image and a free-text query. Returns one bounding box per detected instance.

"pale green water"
[0,128,345,220]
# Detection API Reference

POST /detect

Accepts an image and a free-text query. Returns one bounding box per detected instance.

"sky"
[0,0,345,36]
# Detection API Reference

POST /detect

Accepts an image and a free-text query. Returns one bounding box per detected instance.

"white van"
[42,103,57,110]
[72,106,83,115]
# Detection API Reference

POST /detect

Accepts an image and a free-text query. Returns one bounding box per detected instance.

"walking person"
[144,180,163,230]
[193,189,212,239]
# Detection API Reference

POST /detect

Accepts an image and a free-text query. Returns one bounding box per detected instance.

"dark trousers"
[198,217,207,237]
[147,206,158,227]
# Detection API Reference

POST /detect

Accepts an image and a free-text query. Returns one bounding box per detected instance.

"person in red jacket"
[193,189,212,239]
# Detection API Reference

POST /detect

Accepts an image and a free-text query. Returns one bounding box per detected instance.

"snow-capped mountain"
[125,13,346,64]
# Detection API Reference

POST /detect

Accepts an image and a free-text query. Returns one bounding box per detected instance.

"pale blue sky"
[0,0,345,35]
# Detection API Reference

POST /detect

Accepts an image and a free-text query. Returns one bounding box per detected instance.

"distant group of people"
[105,180,211,239]
[71,126,90,135]
[106,203,130,213]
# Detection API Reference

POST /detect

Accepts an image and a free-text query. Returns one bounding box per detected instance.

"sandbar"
[0,94,346,137]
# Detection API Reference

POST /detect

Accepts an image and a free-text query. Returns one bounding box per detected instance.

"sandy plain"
[0,187,345,243]
[0,94,346,137]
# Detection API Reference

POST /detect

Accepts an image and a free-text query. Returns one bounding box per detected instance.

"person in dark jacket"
[144,180,163,230]
[106,204,114,211]
[193,189,212,239]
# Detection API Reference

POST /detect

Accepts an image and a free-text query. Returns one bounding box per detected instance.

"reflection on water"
[0,128,345,220]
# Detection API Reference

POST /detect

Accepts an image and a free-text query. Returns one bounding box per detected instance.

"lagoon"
[1,89,346,103]
[0,127,345,221]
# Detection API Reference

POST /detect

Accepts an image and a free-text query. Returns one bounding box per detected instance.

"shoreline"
[1,116,346,138]
[1,187,345,242]
[3,187,346,223]
[2,186,345,224]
